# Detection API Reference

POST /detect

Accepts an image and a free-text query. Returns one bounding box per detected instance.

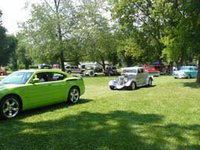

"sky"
[0,0,40,35]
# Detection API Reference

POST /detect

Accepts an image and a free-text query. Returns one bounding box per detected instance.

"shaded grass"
[0,76,200,150]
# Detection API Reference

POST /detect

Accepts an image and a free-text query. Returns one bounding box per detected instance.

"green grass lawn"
[0,76,200,150]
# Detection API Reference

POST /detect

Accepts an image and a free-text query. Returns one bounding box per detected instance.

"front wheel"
[68,87,80,104]
[130,82,136,90]
[0,96,21,119]
[110,86,115,90]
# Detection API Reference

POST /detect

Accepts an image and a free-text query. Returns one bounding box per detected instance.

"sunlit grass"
[0,76,199,150]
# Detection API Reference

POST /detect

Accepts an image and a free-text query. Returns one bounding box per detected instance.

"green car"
[0,69,85,119]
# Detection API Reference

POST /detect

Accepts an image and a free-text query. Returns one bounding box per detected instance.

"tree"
[160,0,200,83]
[0,11,18,67]
[6,36,18,70]
[110,0,166,65]
[76,0,117,69]
[20,0,77,71]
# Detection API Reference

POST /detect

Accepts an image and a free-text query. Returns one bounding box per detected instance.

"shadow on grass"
[114,85,156,91]
[183,82,200,89]
[0,110,199,150]
[17,98,93,119]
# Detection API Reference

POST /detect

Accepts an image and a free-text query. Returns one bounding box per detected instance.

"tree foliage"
[111,0,166,64]
[0,11,18,67]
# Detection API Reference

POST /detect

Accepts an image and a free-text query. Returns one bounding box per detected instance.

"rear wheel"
[68,87,80,104]
[148,78,153,86]
[188,74,192,79]
[0,96,21,119]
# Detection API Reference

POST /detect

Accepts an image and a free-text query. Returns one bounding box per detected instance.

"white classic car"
[109,67,153,90]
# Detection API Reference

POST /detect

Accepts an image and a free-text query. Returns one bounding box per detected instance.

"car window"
[35,72,51,82]
[35,72,66,83]
[52,73,66,81]
[138,69,142,73]
[122,69,137,73]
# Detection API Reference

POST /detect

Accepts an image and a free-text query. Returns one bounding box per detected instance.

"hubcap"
[70,88,80,103]
[2,98,19,118]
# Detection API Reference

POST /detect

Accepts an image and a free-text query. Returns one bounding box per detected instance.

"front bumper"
[173,74,187,79]
[109,80,131,90]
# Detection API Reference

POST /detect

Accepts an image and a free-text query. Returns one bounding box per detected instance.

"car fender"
[125,79,134,87]
[109,80,117,86]
[145,76,153,84]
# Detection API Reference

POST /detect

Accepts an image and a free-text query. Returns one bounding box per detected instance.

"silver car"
[109,67,153,90]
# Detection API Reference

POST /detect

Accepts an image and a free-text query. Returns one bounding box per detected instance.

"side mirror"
[32,78,40,84]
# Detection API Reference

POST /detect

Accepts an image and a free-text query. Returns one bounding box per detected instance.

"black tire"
[68,87,80,104]
[89,71,95,77]
[67,71,72,74]
[110,86,115,90]
[130,82,136,90]
[148,78,153,86]
[0,95,21,119]
[188,74,192,79]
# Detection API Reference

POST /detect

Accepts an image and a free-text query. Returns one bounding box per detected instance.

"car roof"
[181,66,196,68]
[122,67,143,70]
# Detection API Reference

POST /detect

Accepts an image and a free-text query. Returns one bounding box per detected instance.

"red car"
[143,65,160,77]
[0,69,6,75]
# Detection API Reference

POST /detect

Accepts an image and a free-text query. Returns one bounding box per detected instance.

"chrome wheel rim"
[70,88,80,103]
[2,98,19,118]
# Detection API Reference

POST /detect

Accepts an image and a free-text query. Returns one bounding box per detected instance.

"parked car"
[173,66,197,79]
[65,66,85,75]
[104,66,119,76]
[0,69,85,119]
[109,67,153,90]
[84,69,97,77]
[143,65,160,77]
[38,64,52,69]
[0,69,6,75]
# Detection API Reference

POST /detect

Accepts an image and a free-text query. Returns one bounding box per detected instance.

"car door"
[139,68,146,85]
[47,72,71,103]
[136,69,143,86]
[21,72,56,109]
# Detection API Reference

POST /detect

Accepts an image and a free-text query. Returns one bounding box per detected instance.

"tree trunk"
[100,56,106,71]
[173,0,178,8]
[196,56,200,83]
[60,51,65,71]
[54,0,65,71]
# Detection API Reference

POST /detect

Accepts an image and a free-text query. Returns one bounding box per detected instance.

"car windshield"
[122,69,137,74]
[0,72,33,84]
